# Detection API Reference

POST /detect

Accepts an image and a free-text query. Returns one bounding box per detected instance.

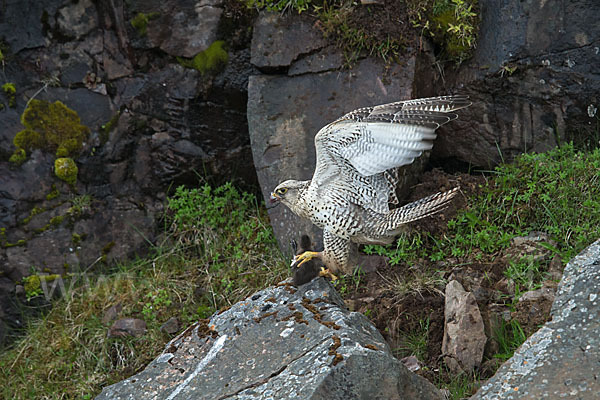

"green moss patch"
[46,185,60,201]
[13,129,44,151]
[54,157,78,186]
[22,274,61,300]
[21,206,46,225]
[2,82,16,107]
[131,12,160,36]
[9,148,26,165]
[177,41,228,75]
[12,100,90,164]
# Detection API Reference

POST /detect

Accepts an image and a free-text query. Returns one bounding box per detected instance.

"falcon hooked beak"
[269,192,280,205]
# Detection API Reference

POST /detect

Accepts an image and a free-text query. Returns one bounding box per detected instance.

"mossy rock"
[13,100,90,161]
[54,157,78,186]
[177,41,229,75]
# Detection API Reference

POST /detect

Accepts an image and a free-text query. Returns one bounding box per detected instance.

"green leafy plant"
[68,194,92,216]
[142,289,172,321]
[504,256,545,292]
[369,144,600,276]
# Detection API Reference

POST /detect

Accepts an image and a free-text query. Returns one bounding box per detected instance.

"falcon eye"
[276,188,288,195]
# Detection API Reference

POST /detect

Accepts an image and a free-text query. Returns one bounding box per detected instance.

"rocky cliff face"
[0,0,257,344]
[434,0,600,168]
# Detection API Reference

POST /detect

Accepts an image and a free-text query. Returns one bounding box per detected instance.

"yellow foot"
[319,267,338,281]
[292,251,320,268]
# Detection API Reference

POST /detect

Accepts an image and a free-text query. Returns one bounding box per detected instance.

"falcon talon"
[319,267,338,281]
[294,251,319,268]
[292,235,324,286]
[271,95,471,277]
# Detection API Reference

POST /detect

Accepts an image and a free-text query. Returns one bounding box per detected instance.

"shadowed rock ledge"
[95,278,442,400]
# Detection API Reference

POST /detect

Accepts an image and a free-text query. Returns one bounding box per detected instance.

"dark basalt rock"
[0,0,258,347]
[434,0,600,168]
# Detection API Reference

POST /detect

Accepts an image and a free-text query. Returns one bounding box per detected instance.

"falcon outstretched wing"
[311,95,470,213]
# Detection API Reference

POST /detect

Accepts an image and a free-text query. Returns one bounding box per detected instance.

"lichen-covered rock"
[472,239,600,399]
[96,278,443,400]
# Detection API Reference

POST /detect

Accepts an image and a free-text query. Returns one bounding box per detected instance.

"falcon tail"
[383,187,460,233]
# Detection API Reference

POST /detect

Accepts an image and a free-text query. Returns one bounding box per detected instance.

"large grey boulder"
[251,12,328,71]
[96,278,443,399]
[472,238,600,399]
[436,0,600,167]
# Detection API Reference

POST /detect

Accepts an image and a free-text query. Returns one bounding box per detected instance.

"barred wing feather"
[313,95,471,181]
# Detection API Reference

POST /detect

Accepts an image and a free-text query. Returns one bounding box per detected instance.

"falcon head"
[270,180,306,208]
